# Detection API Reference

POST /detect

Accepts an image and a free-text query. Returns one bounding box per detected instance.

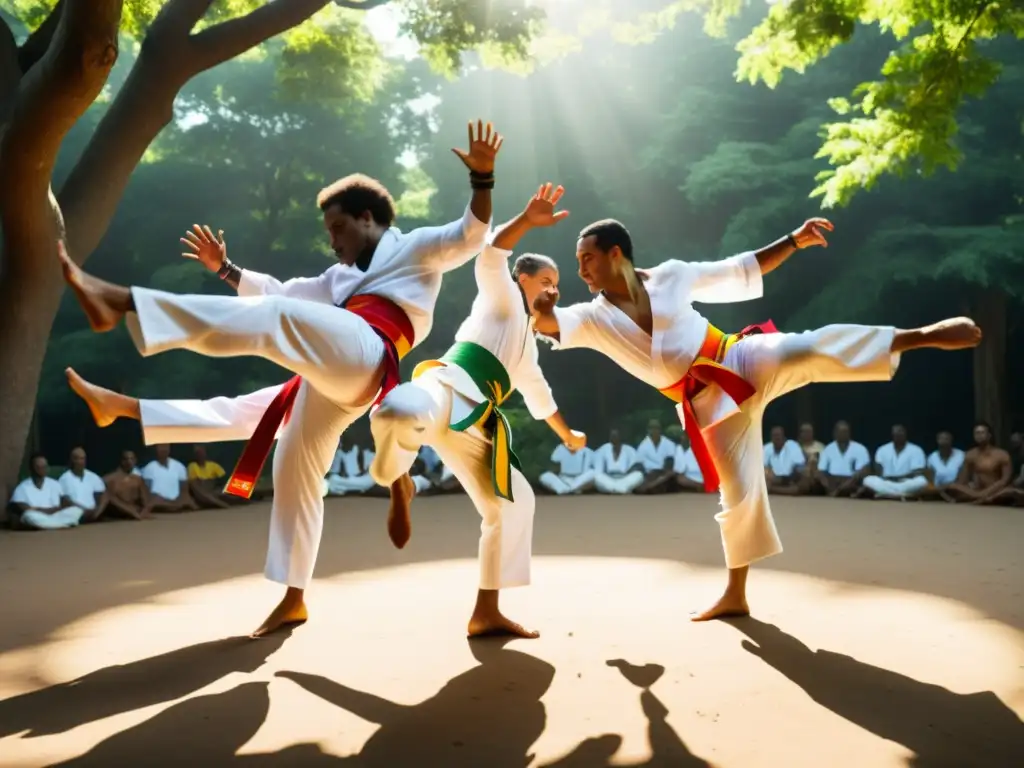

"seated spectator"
[58,447,106,522]
[326,435,376,496]
[918,430,965,499]
[635,419,677,494]
[539,443,595,495]
[593,429,643,494]
[985,431,1024,505]
[103,450,153,520]
[815,420,871,496]
[763,425,806,495]
[859,424,928,499]
[942,421,1013,504]
[673,433,704,492]
[141,444,197,512]
[10,453,87,530]
[187,446,234,509]
[407,445,443,495]
[797,422,825,464]
[437,462,462,493]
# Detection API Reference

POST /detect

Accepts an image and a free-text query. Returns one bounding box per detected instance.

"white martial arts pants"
[369,368,534,590]
[861,475,929,499]
[326,473,376,495]
[538,471,596,495]
[594,471,644,494]
[20,507,86,530]
[688,325,900,570]
[127,288,388,589]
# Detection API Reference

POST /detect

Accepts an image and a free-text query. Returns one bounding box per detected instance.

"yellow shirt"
[188,460,225,481]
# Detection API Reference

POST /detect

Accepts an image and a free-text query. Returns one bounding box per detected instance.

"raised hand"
[791,218,834,249]
[181,224,227,272]
[451,119,503,174]
[523,182,569,227]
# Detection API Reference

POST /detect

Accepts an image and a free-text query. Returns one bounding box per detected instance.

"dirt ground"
[0,493,1021,767]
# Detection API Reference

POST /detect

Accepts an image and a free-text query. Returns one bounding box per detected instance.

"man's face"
[575,235,618,294]
[324,204,374,267]
[609,429,620,445]
[937,431,952,450]
[156,444,171,462]
[70,448,86,472]
[31,456,48,478]
[798,423,814,443]
[892,424,907,444]
[834,422,850,442]
[518,266,560,313]
[771,427,785,448]
[973,424,991,446]
[193,446,207,462]
[120,451,136,472]
[647,420,661,440]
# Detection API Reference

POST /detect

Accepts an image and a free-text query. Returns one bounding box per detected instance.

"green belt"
[412,341,521,502]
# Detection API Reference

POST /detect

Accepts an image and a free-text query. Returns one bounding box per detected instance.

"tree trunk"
[972,286,1008,445]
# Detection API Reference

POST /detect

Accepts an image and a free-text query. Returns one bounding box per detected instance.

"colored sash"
[411,341,520,502]
[224,294,415,499]
[658,320,778,493]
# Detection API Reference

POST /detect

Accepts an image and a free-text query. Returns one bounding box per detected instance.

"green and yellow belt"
[412,341,521,502]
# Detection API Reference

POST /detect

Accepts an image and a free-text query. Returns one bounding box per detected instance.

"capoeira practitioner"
[531,217,982,621]
[368,183,586,638]
[59,120,502,637]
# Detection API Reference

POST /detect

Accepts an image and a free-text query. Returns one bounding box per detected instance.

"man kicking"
[531,217,982,621]
[369,183,586,639]
[61,120,502,637]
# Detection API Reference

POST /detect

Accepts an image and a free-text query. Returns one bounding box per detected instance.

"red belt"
[658,320,777,493]
[223,294,415,499]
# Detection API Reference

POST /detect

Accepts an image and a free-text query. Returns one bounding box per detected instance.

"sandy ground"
[0,493,1021,767]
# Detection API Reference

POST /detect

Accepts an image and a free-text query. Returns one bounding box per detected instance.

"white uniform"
[763,439,806,478]
[539,444,595,495]
[636,435,677,472]
[674,444,703,484]
[126,205,488,589]
[817,440,871,477]
[141,458,189,500]
[11,477,85,530]
[326,445,375,495]
[370,243,560,591]
[926,448,965,486]
[862,441,929,498]
[593,443,643,494]
[58,469,105,511]
[546,252,900,569]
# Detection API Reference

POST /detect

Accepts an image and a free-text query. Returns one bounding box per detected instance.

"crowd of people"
[9,416,1020,532]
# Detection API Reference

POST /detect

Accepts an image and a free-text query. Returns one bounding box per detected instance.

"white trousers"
[594,471,644,494]
[688,325,900,570]
[21,507,85,530]
[369,368,534,590]
[127,288,389,589]
[326,473,376,495]
[862,475,929,498]
[538,471,596,495]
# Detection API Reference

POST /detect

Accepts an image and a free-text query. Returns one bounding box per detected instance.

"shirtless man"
[532,216,981,620]
[942,422,1013,504]
[103,450,153,520]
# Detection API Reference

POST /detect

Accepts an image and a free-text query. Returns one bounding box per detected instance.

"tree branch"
[334,0,393,9]
[17,0,64,74]
[188,0,334,73]
[0,0,121,255]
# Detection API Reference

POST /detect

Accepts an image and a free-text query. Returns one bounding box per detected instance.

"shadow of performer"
[0,630,291,739]
[728,617,1024,767]
[277,636,555,767]
[542,659,710,767]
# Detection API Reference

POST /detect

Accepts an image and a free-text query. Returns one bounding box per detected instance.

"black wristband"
[471,178,495,190]
[787,233,798,249]
[469,170,494,180]
[217,258,236,279]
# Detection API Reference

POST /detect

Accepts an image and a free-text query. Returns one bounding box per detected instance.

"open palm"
[523,182,569,227]
[181,224,226,272]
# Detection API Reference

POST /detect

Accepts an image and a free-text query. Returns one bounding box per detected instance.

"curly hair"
[316,174,396,226]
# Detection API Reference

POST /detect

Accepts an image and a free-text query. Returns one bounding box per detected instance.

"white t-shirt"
[874,442,926,478]
[550,444,592,476]
[673,445,703,482]
[141,459,188,500]
[927,449,964,486]
[594,443,638,475]
[330,446,362,476]
[636,436,677,472]
[763,439,806,476]
[58,469,105,510]
[818,441,871,477]
[11,477,63,509]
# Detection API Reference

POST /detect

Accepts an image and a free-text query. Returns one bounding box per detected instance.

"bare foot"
[918,317,983,350]
[387,473,414,549]
[251,596,308,639]
[58,241,129,332]
[467,612,540,639]
[690,592,750,622]
[66,367,134,427]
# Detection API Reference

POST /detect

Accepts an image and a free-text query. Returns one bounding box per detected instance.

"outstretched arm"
[754,217,833,275]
